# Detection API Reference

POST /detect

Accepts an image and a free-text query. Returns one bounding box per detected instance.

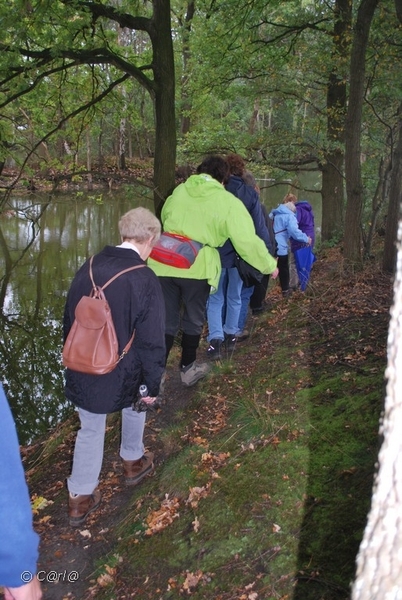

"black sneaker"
[224,333,237,351]
[252,300,272,315]
[206,339,223,360]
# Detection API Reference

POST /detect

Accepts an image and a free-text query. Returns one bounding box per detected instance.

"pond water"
[0,186,153,444]
[1,174,321,444]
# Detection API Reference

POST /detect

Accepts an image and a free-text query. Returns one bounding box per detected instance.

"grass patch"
[88,309,385,600]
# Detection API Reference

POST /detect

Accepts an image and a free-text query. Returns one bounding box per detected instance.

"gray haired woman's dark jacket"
[63,245,166,414]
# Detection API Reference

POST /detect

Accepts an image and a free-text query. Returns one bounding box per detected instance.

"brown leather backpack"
[62,256,145,375]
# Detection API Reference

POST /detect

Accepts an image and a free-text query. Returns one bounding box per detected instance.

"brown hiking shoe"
[122,452,154,486]
[68,489,101,527]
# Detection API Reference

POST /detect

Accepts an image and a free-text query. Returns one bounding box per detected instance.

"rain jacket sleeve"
[0,384,39,588]
[287,213,309,244]
[224,199,277,274]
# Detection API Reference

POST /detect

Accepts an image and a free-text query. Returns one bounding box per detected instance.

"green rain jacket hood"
[148,174,277,290]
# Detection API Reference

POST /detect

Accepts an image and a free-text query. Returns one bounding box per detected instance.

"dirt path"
[30,369,195,600]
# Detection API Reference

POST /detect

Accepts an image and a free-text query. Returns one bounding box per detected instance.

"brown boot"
[68,489,101,527]
[122,452,154,486]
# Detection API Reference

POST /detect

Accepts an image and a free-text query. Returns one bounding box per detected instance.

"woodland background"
[1,2,402,597]
[0,0,401,269]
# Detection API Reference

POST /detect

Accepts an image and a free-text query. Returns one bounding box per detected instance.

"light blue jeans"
[67,407,146,496]
[207,267,242,341]
[238,284,254,332]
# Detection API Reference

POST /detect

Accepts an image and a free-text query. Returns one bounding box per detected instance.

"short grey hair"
[118,207,161,244]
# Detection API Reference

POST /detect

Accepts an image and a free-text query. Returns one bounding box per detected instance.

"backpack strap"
[89,255,146,290]
[88,256,147,360]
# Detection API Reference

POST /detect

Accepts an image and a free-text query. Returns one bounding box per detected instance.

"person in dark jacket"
[238,172,275,336]
[64,207,165,527]
[206,154,276,359]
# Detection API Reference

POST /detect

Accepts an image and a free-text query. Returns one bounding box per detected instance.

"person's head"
[283,193,297,204]
[243,170,260,194]
[226,153,246,177]
[119,207,161,247]
[196,155,230,184]
[283,201,296,213]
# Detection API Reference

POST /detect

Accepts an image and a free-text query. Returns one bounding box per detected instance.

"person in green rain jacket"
[148,155,278,388]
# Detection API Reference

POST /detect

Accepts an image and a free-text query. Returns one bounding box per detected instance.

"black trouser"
[250,275,270,310]
[159,276,210,368]
[277,255,289,292]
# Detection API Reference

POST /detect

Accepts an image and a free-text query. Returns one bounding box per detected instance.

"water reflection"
[0,189,152,444]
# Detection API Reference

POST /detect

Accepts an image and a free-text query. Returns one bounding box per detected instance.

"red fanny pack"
[150,233,203,269]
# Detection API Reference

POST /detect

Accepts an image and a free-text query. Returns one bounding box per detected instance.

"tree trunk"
[119,116,127,170]
[383,112,402,273]
[343,0,380,268]
[321,150,345,241]
[151,0,177,216]
[180,1,195,136]
[321,0,351,243]
[352,217,402,598]
[86,128,93,191]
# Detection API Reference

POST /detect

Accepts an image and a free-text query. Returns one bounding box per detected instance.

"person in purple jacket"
[0,384,42,600]
[287,193,316,289]
[289,195,315,252]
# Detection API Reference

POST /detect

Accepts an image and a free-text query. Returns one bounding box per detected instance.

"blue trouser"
[207,267,242,341]
[238,284,254,332]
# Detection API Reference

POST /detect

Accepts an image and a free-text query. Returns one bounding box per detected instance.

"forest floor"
[19,244,392,600]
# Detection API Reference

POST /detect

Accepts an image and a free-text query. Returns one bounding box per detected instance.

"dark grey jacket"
[63,245,166,414]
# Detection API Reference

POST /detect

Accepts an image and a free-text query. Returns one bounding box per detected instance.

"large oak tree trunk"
[321,0,351,242]
[343,0,380,268]
[352,216,402,598]
[151,0,177,216]
[382,115,402,273]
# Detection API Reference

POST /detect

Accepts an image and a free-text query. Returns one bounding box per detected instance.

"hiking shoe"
[252,300,272,315]
[122,452,154,486]
[180,361,211,387]
[206,338,223,360]
[282,289,293,299]
[224,333,237,351]
[235,329,249,342]
[68,489,101,527]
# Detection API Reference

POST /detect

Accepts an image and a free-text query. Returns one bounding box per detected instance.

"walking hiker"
[206,154,275,358]
[148,154,278,381]
[269,198,312,297]
[287,193,316,289]
[237,171,275,336]
[64,207,165,527]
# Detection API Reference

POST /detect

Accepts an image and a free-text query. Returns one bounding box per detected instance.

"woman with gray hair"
[63,207,166,527]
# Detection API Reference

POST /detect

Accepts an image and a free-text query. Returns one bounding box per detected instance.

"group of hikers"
[1,153,315,598]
